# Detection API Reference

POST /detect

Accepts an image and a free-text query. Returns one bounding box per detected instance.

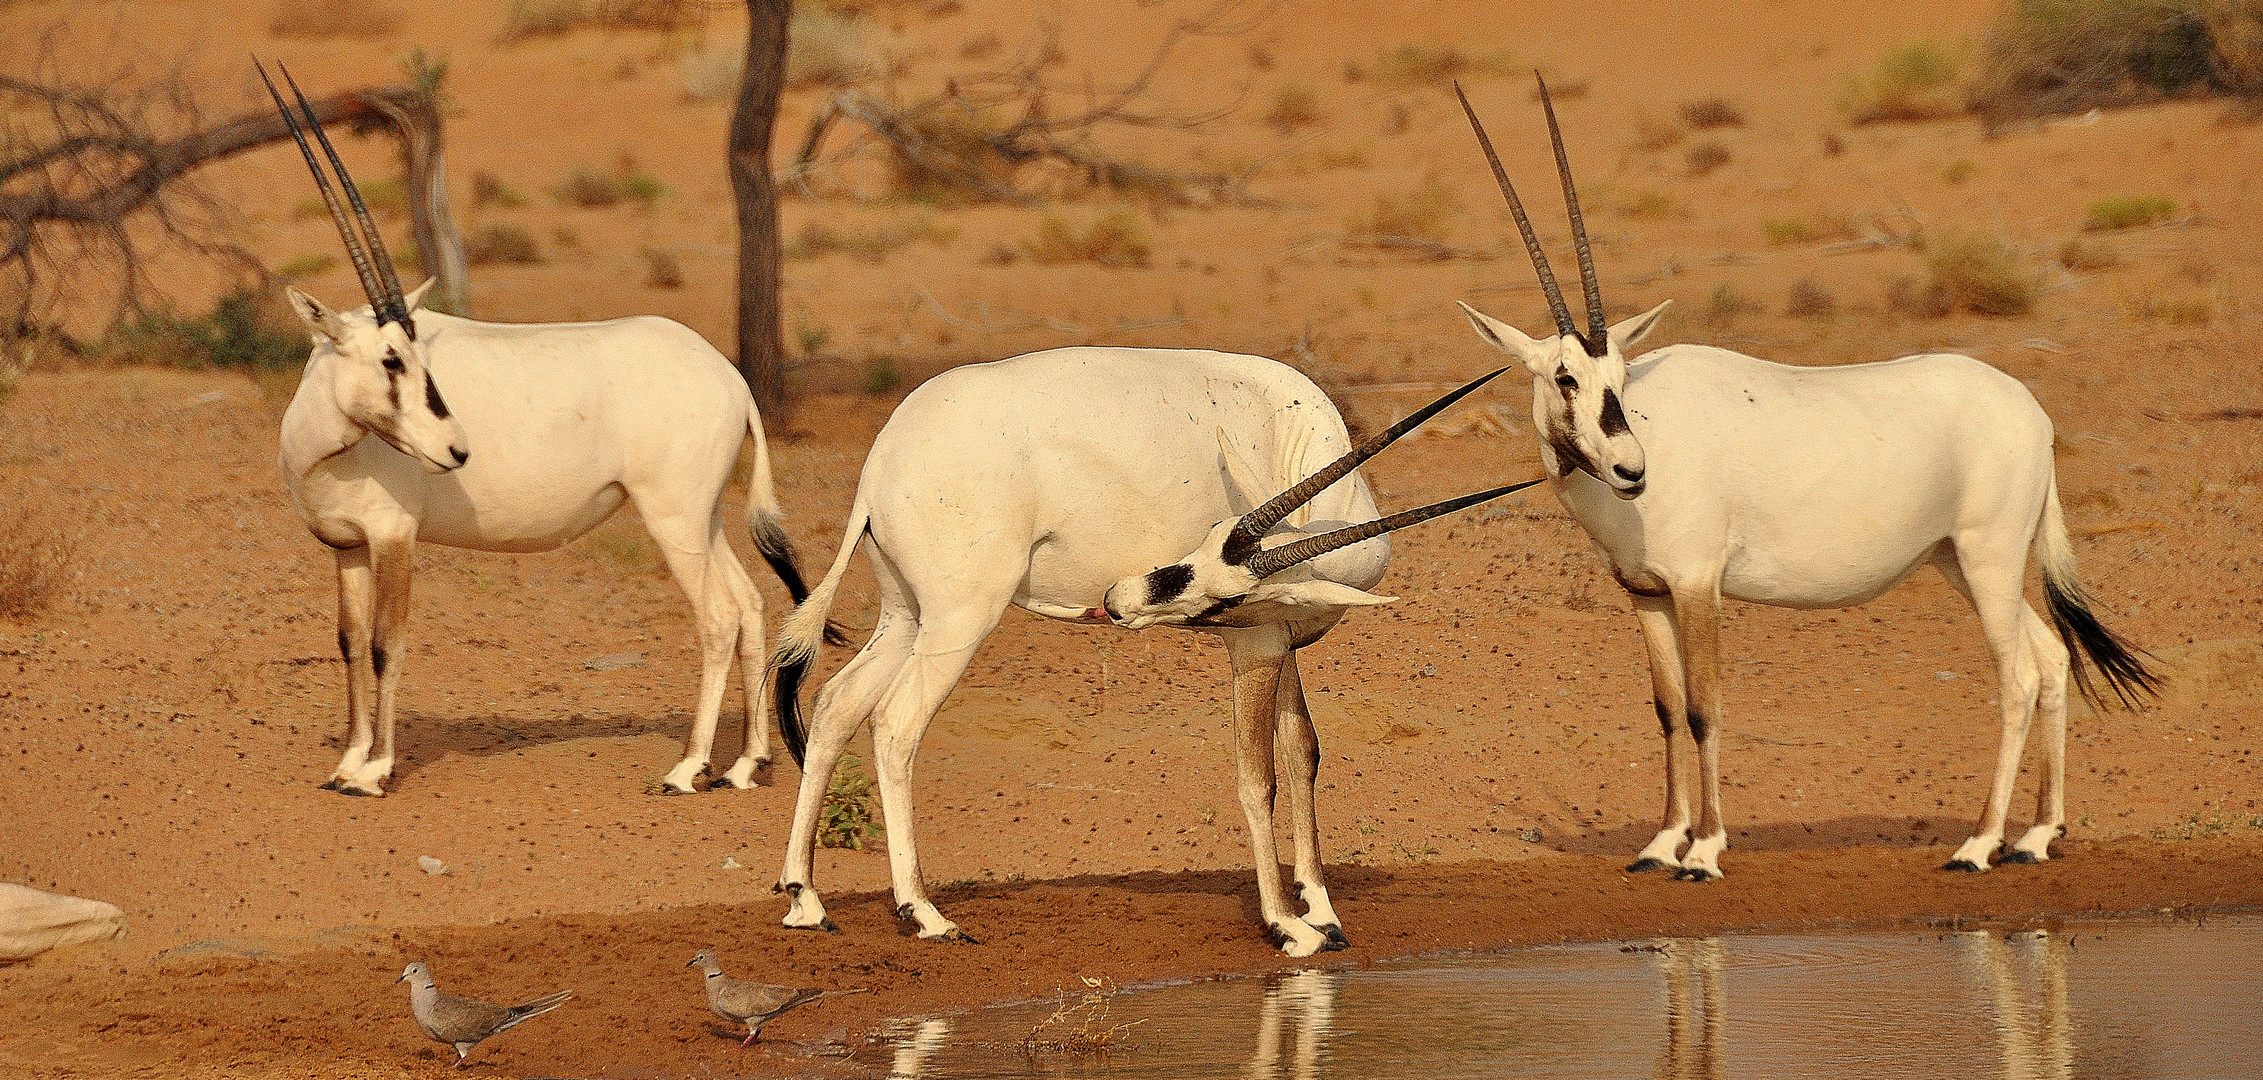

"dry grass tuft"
[1619,190,1682,221]
[1886,274,1956,318]
[1971,0,2263,120]
[1684,141,1732,176]
[0,504,73,620]
[552,162,666,208]
[1020,211,1152,268]
[786,215,958,262]
[1632,117,1686,151]
[1707,283,1759,325]
[1265,83,1326,132]
[1371,42,1517,86]
[464,223,542,265]
[1678,97,1747,129]
[1840,40,1964,123]
[1923,231,2040,316]
[640,248,683,288]
[470,171,530,210]
[678,36,744,102]
[1348,177,1460,243]
[2058,235,2119,270]
[2085,194,2178,231]
[1785,278,1838,319]
[268,0,404,38]
[788,8,880,89]
[881,99,1017,204]
[2128,292,2214,324]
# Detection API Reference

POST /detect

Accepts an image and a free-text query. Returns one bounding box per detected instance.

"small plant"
[268,0,403,38]
[1923,231,2040,316]
[1707,283,1758,324]
[1841,40,1963,124]
[1265,83,1326,132]
[469,170,530,209]
[2085,195,2177,231]
[787,8,879,88]
[1371,42,1517,86]
[1886,274,1954,318]
[640,248,683,288]
[1943,157,1976,184]
[464,223,542,265]
[820,753,884,849]
[498,0,591,41]
[1348,176,1460,243]
[1970,0,2253,121]
[1785,278,1838,319]
[1684,141,1732,176]
[618,171,666,206]
[1631,117,1685,151]
[554,166,621,207]
[275,253,337,279]
[109,288,307,370]
[1764,218,1817,245]
[0,504,72,620]
[860,356,902,396]
[1678,96,1746,129]
[797,324,832,358]
[1619,190,1681,221]
[2058,235,2117,271]
[2128,293,2213,325]
[1021,210,1153,268]
[786,215,958,262]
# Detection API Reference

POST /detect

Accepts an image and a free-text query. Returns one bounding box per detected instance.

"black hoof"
[2001,849,2043,865]
[708,777,738,790]
[1673,867,1717,882]
[1627,857,1671,874]
[1942,859,1988,873]
[786,918,839,932]
[661,785,695,796]
[341,786,377,797]
[1319,935,1348,953]
[1318,924,1350,948]
[319,778,342,791]
[947,930,982,945]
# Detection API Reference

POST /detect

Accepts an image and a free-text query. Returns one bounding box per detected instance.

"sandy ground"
[3,0,2262,1076]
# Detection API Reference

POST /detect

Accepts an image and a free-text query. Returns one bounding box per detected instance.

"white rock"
[417,856,450,876]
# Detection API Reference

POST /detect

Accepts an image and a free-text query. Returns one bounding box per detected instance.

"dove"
[397,961,571,1068]
[688,948,859,1047]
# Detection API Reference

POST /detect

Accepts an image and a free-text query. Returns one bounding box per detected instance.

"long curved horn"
[1244,477,1546,579]
[279,63,413,337]
[256,60,388,325]
[1454,81,1576,341]
[1535,73,1606,356]
[1226,366,1509,562]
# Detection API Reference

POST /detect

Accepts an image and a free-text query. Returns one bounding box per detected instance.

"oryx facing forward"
[768,349,1527,956]
[1453,79,2156,881]
[259,63,814,797]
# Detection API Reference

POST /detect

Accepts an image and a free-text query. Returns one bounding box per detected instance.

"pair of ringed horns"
[1228,366,1539,581]
[1454,75,1606,358]
[254,59,415,339]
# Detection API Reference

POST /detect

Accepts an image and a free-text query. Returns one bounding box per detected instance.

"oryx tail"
[742,401,810,602]
[771,494,871,764]
[2035,473,2161,709]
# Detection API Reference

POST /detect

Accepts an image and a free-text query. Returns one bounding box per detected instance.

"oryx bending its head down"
[768,348,1528,956]
[1455,76,2158,882]
[262,62,816,797]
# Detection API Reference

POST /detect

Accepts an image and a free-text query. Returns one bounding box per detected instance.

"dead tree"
[1,65,466,336]
[731,0,792,412]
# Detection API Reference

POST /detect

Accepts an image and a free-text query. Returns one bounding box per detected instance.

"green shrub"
[2085,194,2177,230]
[860,356,902,396]
[110,288,306,370]
[820,753,884,849]
[1924,231,2040,316]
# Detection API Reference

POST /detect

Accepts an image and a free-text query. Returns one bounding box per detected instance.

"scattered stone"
[720,856,744,871]
[418,856,451,876]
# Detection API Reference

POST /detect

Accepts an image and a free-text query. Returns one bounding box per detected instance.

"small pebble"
[417,856,450,876]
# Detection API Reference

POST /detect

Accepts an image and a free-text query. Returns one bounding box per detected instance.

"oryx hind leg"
[337,534,412,797]
[868,610,997,943]
[2006,604,2070,862]
[708,530,773,789]
[1275,653,1346,948]
[1936,544,2046,872]
[1629,593,1695,873]
[651,513,739,795]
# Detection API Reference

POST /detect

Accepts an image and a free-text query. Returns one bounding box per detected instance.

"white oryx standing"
[768,349,1529,956]
[259,63,816,797]
[1452,79,2157,881]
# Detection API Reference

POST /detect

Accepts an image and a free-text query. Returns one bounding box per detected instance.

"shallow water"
[867,913,2263,1079]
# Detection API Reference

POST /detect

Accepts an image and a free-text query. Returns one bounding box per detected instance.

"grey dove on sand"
[397,961,571,1068]
[688,948,861,1047]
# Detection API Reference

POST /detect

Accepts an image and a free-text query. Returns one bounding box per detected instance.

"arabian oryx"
[768,349,1532,956]
[258,63,817,797]
[1452,78,2157,882]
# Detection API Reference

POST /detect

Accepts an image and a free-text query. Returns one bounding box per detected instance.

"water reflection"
[1655,938,1725,1080]
[870,915,2260,1080]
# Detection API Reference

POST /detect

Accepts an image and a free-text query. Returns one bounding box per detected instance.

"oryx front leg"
[326,545,377,792]
[333,535,412,797]
[1227,626,1333,957]
[1671,586,1729,881]
[1628,593,1694,873]
[1276,654,1346,948]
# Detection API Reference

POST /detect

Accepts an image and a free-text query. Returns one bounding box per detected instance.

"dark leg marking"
[1653,698,1675,738]
[337,629,352,661]
[1685,708,1710,744]
[371,645,388,679]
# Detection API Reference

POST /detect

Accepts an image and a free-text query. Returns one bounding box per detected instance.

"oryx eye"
[1554,370,1578,391]
[382,350,406,374]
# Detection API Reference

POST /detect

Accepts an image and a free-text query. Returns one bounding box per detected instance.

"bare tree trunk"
[729,0,791,411]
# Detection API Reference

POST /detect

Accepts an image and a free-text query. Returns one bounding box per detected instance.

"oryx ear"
[1245,579,1399,612]
[1457,301,1552,375]
[1608,299,1672,355]
[286,285,349,344]
[1216,429,1271,515]
[402,277,438,313]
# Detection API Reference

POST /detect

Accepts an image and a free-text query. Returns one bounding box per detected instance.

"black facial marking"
[371,645,388,679]
[1687,708,1711,744]
[1221,529,1259,568]
[423,373,451,420]
[1554,368,1578,395]
[385,371,400,411]
[1546,428,1596,480]
[1187,595,1246,625]
[1599,388,1631,436]
[1145,563,1196,606]
[382,349,406,374]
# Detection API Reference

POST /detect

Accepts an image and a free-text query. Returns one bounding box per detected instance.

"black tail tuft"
[2044,575,2162,710]
[775,649,811,766]
[753,517,852,646]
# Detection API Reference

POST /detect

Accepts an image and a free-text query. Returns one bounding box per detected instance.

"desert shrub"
[1679,96,1747,128]
[553,163,665,208]
[2058,235,2119,269]
[820,753,884,849]
[618,171,666,205]
[109,288,306,370]
[1348,176,1459,243]
[641,248,683,288]
[788,8,879,88]
[464,223,542,265]
[1707,283,1759,324]
[1619,190,1682,221]
[1886,274,1956,317]
[1265,83,1326,132]
[268,0,404,38]
[882,99,1016,204]
[2129,292,2214,323]
[1762,215,1857,245]
[1021,211,1152,268]
[1684,141,1732,176]
[275,253,337,279]
[1840,40,1965,123]
[860,356,902,396]
[1371,42,1517,86]
[1944,157,1976,183]
[786,214,958,261]
[499,0,591,41]
[469,170,530,209]
[1970,0,2263,120]
[1924,231,2041,316]
[1632,117,1686,151]
[2086,194,2178,230]
[1785,278,1838,318]
[0,505,72,620]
